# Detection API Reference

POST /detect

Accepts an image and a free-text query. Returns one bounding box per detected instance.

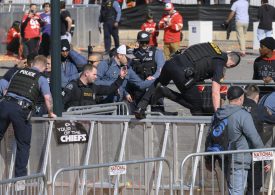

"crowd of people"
[0,1,275,194]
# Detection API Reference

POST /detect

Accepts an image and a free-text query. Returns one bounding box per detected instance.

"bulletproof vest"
[100,0,117,22]
[184,42,226,81]
[67,80,96,108]
[7,68,41,103]
[132,47,157,80]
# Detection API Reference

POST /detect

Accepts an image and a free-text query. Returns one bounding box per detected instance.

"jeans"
[226,167,248,195]
[257,28,273,41]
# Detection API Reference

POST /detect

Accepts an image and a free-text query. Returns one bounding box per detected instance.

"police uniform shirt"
[62,76,124,109]
[6,67,51,103]
[211,57,226,84]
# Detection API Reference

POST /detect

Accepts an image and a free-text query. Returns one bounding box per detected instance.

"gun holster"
[184,67,195,88]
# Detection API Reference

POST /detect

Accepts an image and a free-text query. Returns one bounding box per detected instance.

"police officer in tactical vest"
[134,42,241,119]
[128,31,165,111]
[0,55,56,177]
[99,0,121,54]
[62,63,127,111]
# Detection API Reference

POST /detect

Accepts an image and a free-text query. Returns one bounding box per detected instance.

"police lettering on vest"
[183,42,227,81]
[7,68,41,103]
[132,47,157,80]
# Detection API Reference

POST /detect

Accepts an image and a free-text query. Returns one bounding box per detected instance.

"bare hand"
[146,76,155,80]
[264,164,271,173]
[120,67,127,79]
[114,22,119,28]
[263,76,273,84]
[48,112,57,118]
[126,94,133,102]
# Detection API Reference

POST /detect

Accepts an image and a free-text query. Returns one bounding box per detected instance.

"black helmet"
[137,31,150,42]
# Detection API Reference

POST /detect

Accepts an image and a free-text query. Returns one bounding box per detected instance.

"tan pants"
[236,22,248,52]
[163,42,180,60]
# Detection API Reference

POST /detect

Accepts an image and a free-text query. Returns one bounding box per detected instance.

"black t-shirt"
[211,58,226,84]
[60,10,71,36]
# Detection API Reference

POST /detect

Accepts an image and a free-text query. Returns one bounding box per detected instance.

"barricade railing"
[52,157,173,195]
[0,173,46,195]
[66,102,130,115]
[180,147,275,195]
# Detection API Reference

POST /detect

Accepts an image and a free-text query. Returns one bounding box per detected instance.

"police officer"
[99,0,121,54]
[129,30,165,111]
[33,55,51,116]
[62,64,127,111]
[0,55,56,177]
[134,42,241,119]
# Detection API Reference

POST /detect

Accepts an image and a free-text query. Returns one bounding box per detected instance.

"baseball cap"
[61,39,70,51]
[260,37,275,50]
[227,86,244,101]
[116,45,135,59]
[164,3,174,11]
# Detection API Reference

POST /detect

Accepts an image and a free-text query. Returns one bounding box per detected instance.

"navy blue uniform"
[0,67,51,177]
[99,0,121,53]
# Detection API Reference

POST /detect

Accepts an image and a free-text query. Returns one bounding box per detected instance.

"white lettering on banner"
[19,70,36,77]
[253,151,274,161]
[60,134,87,143]
[109,165,127,176]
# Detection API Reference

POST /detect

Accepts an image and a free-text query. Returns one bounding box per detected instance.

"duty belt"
[4,96,33,110]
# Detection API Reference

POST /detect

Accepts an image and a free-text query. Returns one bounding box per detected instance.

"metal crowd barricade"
[0,173,46,195]
[66,102,130,115]
[180,147,275,195]
[52,157,173,195]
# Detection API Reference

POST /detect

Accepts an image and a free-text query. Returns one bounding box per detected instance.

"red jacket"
[6,27,20,44]
[159,11,183,43]
[22,14,41,39]
[141,21,159,46]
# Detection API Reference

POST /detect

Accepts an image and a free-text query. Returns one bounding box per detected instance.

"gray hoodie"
[215,104,264,169]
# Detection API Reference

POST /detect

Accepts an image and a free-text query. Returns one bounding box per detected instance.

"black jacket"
[258,4,275,30]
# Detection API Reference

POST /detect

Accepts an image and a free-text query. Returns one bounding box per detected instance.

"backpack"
[205,114,229,152]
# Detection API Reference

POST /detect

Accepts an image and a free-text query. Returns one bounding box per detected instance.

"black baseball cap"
[227,86,244,100]
[61,39,70,51]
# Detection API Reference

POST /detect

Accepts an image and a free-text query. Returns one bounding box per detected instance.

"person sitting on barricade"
[60,39,88,88]
[62,63,127,111]
[253,37,275,97]
[205,86,269,195]
[95,44,155,104]
[134,42,241,119]
[243,84,275,195]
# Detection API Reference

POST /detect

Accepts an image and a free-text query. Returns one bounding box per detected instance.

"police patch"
[66,83,73,90]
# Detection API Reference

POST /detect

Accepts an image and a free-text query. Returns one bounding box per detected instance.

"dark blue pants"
[103,21,119,52]
[0,100,32,177]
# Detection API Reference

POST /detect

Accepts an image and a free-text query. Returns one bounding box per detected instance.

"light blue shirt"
[260,92,275,115]
[231,0,249,24]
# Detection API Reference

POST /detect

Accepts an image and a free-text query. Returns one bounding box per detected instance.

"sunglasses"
[88,60,100,64]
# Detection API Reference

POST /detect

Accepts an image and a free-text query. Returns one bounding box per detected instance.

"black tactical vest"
[99,0,117,22]
[67,80,96,108]
[132,47,157,80]
[184,42,227,81]
[7,68,41,103]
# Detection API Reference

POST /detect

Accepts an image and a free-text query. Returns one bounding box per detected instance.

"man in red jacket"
[21,4,43,58]
[141,13,159,47]
[159,3,183,60]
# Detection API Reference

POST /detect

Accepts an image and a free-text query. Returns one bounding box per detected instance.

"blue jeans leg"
[227,168,248,195]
